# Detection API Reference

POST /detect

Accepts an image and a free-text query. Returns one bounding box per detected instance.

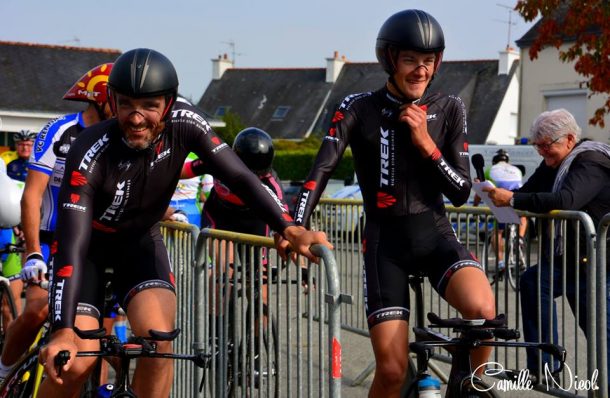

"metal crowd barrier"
[315,199,603,397]
[160,221,200,398]
[192,228,347,398]
[596,214,610,395]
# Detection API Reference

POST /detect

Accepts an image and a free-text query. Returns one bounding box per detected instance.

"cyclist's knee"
[461,298,496,320]
[375,358,407,387]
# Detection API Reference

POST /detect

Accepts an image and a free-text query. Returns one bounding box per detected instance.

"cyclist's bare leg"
[129,288,176,398]
[444,266,495,375]
[492,229,505,265]
[1,279,22,329]
[37,314,100,398]
[368,319,409,398]
[1,284,47,365]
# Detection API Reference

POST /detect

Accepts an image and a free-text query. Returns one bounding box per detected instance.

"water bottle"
[114,316,128,343]
[96,383,114,398]
[418,374,441,398]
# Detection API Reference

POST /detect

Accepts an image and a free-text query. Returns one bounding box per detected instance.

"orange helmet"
[63,63,113,106]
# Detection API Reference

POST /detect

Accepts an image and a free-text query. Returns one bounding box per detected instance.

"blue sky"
[2,0,536,103]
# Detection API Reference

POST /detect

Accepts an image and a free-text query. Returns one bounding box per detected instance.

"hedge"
[274,149,354,182]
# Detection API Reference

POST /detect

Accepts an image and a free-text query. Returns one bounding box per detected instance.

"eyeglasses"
[532,135,565,151]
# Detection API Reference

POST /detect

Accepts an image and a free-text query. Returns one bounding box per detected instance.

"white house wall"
[519,44,609,143]
[486,67,520,144]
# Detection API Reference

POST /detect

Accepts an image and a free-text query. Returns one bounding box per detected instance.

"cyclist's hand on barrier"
[280,226,333,264]
[170,210,189,223]
[39,329,78,385]
[21,253,48,282]
[274,233,297,263]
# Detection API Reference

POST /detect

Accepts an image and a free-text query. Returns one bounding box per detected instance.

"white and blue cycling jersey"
[28,112,86,233]
[487,161,523,191]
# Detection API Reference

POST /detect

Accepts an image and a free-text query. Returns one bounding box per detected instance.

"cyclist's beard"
[121,120,165,150]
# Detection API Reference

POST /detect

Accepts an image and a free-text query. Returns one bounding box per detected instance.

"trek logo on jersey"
[459,142,469,157]
[70,171,87,186]
[426,113,437,121]
[79,133,109,171]
[171,109,212,133]
[53,279,66,321]
[100,181,128,222]
[439,159,466,187]
[262,183,287,212]
[324,136,340,143]
[379,127,391,187]
[151,148,171,167]
[211,142,229,154]
[295,191,310,224]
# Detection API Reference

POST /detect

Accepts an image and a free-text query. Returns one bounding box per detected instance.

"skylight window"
[272,106,290,120]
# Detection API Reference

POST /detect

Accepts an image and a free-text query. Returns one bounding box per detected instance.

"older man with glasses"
[485,108,610,388]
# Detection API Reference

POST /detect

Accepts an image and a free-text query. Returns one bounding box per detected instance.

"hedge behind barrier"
[274,149,354,181]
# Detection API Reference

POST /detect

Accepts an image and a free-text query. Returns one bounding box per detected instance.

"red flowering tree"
[515,0,610,127]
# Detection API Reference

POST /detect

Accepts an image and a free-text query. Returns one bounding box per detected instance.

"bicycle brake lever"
[54,350,71,377]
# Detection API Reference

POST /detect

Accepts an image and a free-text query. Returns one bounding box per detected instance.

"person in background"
[484,108,610,387]
[283,10,495,397]
[0,63,115,382]
[6,130,37,182]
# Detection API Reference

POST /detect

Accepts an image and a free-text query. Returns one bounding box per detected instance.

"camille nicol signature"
[472,362,599,393]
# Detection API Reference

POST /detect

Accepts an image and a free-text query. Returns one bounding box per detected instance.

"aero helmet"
[14,129,37,142]
[492,149,510,164]
[376,9,445,75]
[233,128,274,175]
[63,63,113,106]
[107,48,179,119]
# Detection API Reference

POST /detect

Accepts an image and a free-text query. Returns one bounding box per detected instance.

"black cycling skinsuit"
[293,86,481,328]
[50,101,294,331]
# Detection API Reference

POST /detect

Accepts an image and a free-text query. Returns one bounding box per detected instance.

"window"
[214,106,230,117]
[272,106,290,120]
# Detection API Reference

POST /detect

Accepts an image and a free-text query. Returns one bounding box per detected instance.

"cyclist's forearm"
[21,190,43,256]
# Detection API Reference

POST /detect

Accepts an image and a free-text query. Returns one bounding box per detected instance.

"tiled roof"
[0,41,121,113]
[199,58,517,144]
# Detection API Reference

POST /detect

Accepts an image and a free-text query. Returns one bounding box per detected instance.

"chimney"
[211,53,233,80]
[325,51,346,83]
[498,46,519,75]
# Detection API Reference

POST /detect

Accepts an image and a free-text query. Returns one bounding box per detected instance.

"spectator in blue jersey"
[485,109,610,387]
[6,130,37,182]
[0,63,114,379]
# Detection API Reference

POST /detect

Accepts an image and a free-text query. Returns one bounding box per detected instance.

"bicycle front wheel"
[0,350,39,398]
[0,280,18,350]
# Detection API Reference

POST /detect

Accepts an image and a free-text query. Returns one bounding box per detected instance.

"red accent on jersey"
[211,136,221,145]
[463,142,468,151]
[57,265,73,278]
[303,181,317,191]
[70,193,80,204]
[331,111,344,123]
[70,171,87,186]
[155,141,164,155]
[419,104,428,111]
[282,213,294,222]
[329,127,337,137]
[51,241,58,255]
[376,192,396,208]
[92,220,117,233]
[169,272,176,287]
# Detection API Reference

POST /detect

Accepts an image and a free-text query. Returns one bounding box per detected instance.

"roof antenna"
[221,40,244,65]
[495,3,517,49]
[58,36,81,46]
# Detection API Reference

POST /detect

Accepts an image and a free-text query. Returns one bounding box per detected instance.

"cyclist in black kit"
[285,10,495,397]
[37,48,330,398]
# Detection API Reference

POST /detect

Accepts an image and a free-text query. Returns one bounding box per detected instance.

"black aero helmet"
[233,128,274,174]
[492,149,510,164]
[376,9,445,75]
[108,48,179,118]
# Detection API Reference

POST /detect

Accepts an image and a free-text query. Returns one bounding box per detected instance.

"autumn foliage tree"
[515,0,610,127]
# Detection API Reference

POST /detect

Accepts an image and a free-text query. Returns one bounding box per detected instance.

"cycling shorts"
[362,211,483,329]
[75,225,176,321]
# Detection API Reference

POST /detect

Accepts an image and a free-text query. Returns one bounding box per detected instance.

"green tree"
[215,111,245,146]
[516,0,610,127]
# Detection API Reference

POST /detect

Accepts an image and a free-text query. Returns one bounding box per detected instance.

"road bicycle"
[402,274,566,398]
[54,327,208,398]
[487,223,527,291]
